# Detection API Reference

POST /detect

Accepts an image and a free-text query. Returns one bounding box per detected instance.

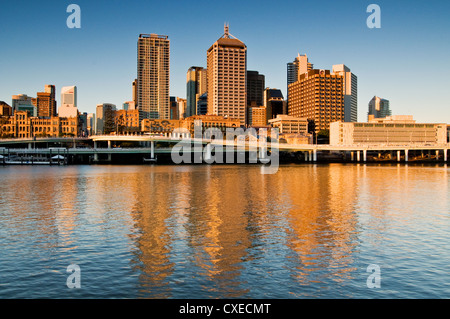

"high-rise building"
[332,64,357,122]
[186,66,207,117]
[264,88,286,124]
[247,70,265,107]
[207,24,247,126]
[35,85,57,118]
[368,96,391,120]
[59,86,78,118]
[287,53,313,103]
[137,34,170,120]
[96,103,116,135]
[288,69,344,133]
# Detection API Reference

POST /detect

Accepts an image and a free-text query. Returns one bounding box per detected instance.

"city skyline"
[1,0,450,123]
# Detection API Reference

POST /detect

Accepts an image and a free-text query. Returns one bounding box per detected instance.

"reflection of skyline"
[1,164,448,298]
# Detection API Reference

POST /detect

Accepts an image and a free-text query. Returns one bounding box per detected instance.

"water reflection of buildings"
[280,164,359,286]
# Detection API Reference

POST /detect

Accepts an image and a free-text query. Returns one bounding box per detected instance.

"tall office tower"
[59,86,78,118]
[287,54,313,105]
[288,69,344,134]
[332,64,357,122]
[96,103,116,135]
[247,70,265,107]
[186,66,207,117]
[137,34,170,120]
[264,88,286,124]
[368,96,391,120]
[12,94,36,116]
[35,85,57,117]
[207,24,247,126]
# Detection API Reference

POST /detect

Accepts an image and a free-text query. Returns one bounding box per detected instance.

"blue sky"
[0,0,449,122]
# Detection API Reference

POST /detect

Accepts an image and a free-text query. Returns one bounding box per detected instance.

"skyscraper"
[288,69,344,133]
[186,66,207,117]
[207,24,247,126]
[137,34,170,120]
[59,86,78,118]
[35,85,57,118]
[247,70,265,107]
[332,64,357,122]
[368,96,391,120]
[287,53,313,104]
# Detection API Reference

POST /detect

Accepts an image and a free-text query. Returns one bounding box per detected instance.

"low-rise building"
[268,114,311,135]
[0,111,78,138]
[330,115,447,145]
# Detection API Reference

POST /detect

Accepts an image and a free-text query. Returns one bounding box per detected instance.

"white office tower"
[332,64,357,122]
[59,86,78,118]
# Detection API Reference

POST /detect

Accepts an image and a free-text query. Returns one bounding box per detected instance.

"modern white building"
[330,115,447,146]
[332,64,357,122]
[59,86,78,118]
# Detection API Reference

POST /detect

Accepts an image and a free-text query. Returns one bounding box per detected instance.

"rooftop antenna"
[224,22,230,38]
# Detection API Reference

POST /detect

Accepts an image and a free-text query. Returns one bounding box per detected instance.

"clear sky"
[1,0,449,123]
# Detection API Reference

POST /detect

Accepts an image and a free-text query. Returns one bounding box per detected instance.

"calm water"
[0,164,449,299]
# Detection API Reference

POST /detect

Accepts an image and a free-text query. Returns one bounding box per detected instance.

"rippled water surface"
[0,164,449,298]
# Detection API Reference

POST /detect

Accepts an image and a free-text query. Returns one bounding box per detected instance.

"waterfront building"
[137,34,170,120]
[332,64,357,122]
[330,115,448,145]
[0,111,78,138]
[96,103,116,135]
[11,94,36,116]
[141,118,182,135]
[368,96,391,120]
[186,66,207,117]
[207,24,247,126]
[288,69,344,134]
[182,114,241,136]
[268,114,311,135]
[0,101,12,116]
[115,109,140,134]
[264,88,286,124]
